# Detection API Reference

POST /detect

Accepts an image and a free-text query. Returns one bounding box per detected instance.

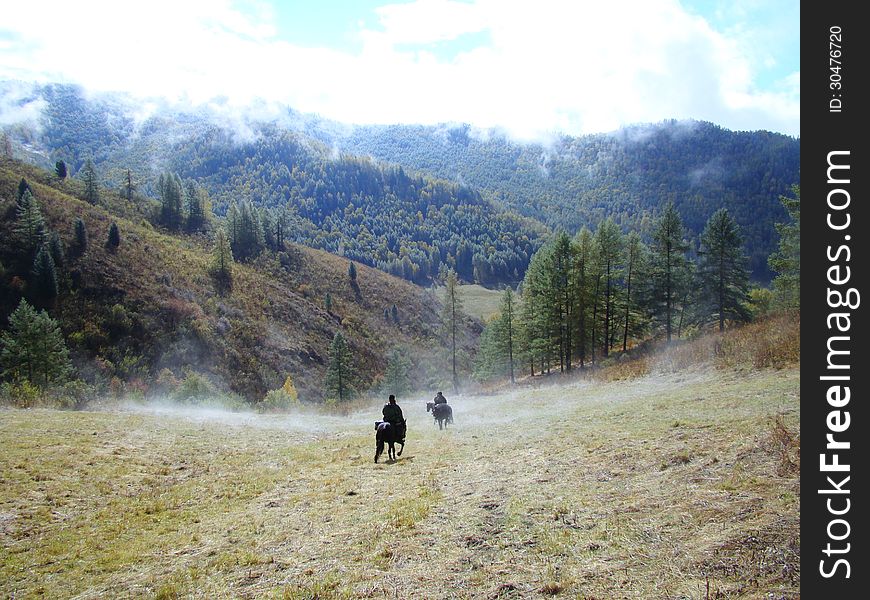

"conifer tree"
[106,222,120,250]
[31,246,58,306]
[698,208,750,331]
[81,159,100,205]
[501,288,517,384]
[348,261,358,282]
[650,201,689,341]
[768,185,800,309]
[73,219,88,257]
[48,232,65,272]
[17,178,32,203]
[325,292,332,313]
[595,219,623,357]
[55,160,68,179]
[186,180,206,232]
[621,231,647,352]
[158,172,184,230]
[210,228,234,296]
[124,169,135,201]
[0,299,70,387]
[441,269,463,393]
[14,190,46,257]
[326,332,354,402]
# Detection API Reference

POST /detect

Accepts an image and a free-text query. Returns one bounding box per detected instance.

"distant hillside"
[338,121,800,281]
[2,83,543,286]
[0,159,480,402]
[0,82,799,283]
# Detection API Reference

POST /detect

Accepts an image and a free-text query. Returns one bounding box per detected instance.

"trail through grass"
[0,366,799,598]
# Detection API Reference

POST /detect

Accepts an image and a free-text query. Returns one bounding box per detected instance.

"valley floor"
[0,366,799,599]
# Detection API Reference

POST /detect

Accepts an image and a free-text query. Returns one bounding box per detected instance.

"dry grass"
[1,362,799,598]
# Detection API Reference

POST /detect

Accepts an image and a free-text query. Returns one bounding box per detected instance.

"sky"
[0,0,799,140]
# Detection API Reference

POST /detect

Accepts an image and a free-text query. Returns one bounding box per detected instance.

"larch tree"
[81,159,100,205]
[650,201,689,342]
[210,228,234,296]
[441,268,463,393]
[326,332,354,402]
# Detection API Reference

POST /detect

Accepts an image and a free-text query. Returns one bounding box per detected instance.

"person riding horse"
[382,394,406,439]
[433,391,447,405]
[376,394,406,462]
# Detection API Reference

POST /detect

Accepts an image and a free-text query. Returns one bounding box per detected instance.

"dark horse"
[426,402,454,430]
[375,420,406,463]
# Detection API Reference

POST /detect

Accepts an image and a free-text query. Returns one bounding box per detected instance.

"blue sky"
[0,0,799,139]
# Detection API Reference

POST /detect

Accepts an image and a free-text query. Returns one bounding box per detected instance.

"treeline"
[474,187,800,381]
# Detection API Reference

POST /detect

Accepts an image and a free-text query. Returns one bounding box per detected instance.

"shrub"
[0,381,41,408]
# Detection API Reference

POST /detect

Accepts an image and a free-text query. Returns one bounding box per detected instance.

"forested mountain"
[0,158,480,402]
[2,82,542,286]
[1,82,799,284]
[337,121,799,281]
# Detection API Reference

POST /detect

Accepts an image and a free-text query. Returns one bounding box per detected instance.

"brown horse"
[426,402,453,430]
[375,420,406,463]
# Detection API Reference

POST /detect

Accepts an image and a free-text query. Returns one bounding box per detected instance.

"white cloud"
[0,0,799,138]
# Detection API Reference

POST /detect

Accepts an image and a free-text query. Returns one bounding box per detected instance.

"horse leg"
[375,438,383,463]
[397,441,404,456]
[388,441,396,462]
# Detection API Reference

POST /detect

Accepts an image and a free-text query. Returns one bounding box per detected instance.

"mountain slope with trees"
[1,83,798,285]
[0,158,480,403]
[337,120,799,281]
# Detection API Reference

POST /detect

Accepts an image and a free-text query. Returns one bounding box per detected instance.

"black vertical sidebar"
[802,1,867,596]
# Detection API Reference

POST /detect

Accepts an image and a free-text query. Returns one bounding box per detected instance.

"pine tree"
[73,219,88,257]
[348,261,357,282]
[106,222,120,250]
[650,201,689,342]
[768,185,800,310]
[501,288,516,384]
[325,292,332,313]
[17,178,32,203]
[81,159,100,205]
[0,299,70,387]
[55,161,68,179]
[391,303,399,324]
[441,269,463,393]
[31,246,58,306]
[326,332,354,402]
[14,190,46,257]
[698,208,751,331]
[210,228,234,296]
[595,219,623,357]
[48,232,65,272]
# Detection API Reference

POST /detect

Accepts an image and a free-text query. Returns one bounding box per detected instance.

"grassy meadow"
[1,355,799,598]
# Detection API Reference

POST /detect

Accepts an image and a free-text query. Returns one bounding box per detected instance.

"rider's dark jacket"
[382,403,404,425]
[433,394,447,405]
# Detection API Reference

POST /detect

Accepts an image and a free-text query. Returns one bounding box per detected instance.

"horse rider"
[382,394,406,437]
[433,391,448,405]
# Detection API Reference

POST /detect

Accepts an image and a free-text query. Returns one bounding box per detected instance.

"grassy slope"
[433,283,505,322]
[0,360,799,598]
[1,159,479,401]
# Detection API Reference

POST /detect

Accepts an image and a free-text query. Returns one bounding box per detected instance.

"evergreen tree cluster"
[477,203,753,381]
